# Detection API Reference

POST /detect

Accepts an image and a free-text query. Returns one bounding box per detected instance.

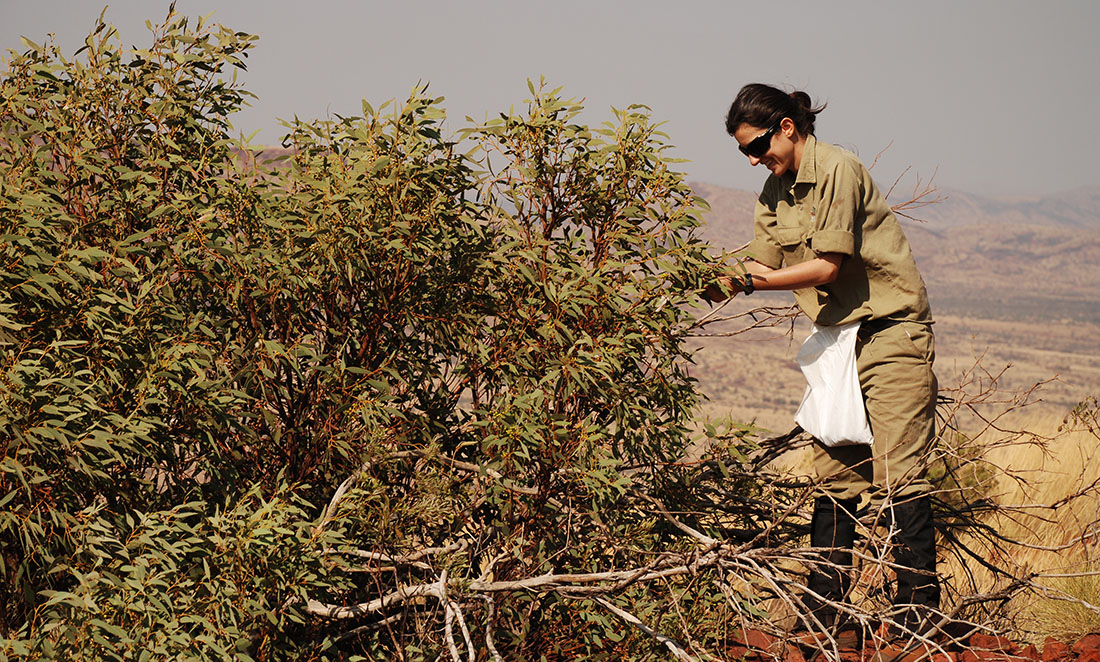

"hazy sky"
[3,1,1098,198]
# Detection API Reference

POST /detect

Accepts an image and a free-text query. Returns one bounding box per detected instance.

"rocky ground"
[724,630,1100,662]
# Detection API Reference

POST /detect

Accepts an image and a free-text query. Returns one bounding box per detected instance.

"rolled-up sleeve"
[811,229,854,255]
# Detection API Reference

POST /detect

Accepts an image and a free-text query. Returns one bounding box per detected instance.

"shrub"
[1,9,751,660]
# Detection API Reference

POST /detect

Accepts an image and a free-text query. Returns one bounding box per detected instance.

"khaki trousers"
[813,321,937,501]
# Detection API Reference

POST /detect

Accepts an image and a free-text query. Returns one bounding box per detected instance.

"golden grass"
[942,410,1100,642]
[747,409,1100,640]
[690,301,1100,638]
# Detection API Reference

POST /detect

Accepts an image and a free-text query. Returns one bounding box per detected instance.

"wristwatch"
[740,272,754,295]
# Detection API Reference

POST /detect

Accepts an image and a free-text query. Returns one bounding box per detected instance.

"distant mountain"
[691,181,1100,323]
[898,185,1100,230]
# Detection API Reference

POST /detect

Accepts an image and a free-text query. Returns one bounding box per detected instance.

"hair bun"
[789,90,812,110]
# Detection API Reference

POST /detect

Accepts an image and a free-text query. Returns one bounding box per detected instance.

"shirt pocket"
[774,192,813,260]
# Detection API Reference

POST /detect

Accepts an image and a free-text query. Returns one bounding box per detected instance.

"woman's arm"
[704,253,843,302]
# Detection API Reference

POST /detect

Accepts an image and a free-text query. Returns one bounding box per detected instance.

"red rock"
[970,635,1018,654]
[872,643,950,662]
[839,650,863,662]
[727,629,786,660]
[963,652,1018,662]
[1079,651,1100,662]
[743,628,778,651]
[1042,638,1070,662]
[1074,635,1100,655]
[782,644,807,662]
[1018,644,1040,661]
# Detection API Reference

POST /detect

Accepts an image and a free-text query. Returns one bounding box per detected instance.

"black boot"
[806,496,859,626]
[889,495,940,633]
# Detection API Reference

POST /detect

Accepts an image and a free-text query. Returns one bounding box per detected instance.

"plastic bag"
[793,321,874,447]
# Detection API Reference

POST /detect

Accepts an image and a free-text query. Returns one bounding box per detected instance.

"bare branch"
[481,597,505,662]
[590,596,698,662]
[306,582,444,620]
[442,601,461,662]
[323,542,467,572]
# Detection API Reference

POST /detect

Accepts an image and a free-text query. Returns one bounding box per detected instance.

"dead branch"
[687,304,802,338]
[304,348,1100,657]
[480,596,505,662]
[306,582,444,620]
[590,596,698,662]
[323,542,468,573]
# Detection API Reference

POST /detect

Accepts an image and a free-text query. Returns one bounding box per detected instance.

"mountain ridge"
[690,181,1100,323]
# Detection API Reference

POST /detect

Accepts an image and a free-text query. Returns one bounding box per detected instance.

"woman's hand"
[704,275,739,302]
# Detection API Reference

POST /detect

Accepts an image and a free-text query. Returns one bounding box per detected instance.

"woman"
[708,84,940,644]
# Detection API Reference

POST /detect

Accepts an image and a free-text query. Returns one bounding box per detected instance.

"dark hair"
[725,83,826,137]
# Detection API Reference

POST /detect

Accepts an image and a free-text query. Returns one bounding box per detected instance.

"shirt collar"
[794,133,817,185]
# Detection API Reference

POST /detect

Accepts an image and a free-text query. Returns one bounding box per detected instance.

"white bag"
[793,321,874,447]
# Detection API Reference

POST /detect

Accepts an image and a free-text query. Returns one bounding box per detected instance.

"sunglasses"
[738,120,782,158]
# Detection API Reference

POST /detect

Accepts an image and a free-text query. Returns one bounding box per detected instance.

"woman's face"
[733,118,799,177]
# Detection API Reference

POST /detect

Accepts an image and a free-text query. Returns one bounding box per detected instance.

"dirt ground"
[687,297,1100,436]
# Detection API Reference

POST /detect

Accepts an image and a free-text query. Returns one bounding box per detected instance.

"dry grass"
[690,297,1100,639]
[749,409,1100,641]
[941,410,1100,642]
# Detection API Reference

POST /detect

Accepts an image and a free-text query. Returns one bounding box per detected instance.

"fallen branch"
[591,596,698,662]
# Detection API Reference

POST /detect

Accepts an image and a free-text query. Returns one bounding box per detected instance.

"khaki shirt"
[746,135,932,326]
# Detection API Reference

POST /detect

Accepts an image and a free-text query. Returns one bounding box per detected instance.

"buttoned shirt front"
[746,135,932,327]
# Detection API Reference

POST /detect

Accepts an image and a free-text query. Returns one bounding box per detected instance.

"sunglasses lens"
[747,136,769,158]
[739,123,778,158]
